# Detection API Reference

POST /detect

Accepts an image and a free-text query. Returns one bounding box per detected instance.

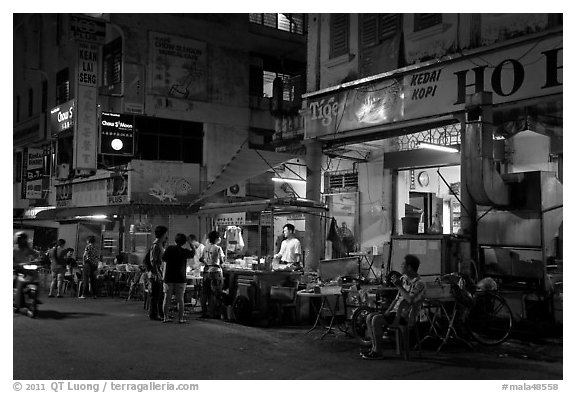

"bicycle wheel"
[467,291,513,345]
[351,306,373,346]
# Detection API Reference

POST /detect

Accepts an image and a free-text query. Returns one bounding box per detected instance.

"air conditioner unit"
[226,183,246,197]
[74,168,96,178]
[55,164,70,180]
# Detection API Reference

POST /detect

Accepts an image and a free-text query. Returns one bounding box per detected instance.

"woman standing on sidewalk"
[79,236,99,299]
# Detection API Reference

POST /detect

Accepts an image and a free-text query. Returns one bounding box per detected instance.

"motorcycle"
[13,261,40,318]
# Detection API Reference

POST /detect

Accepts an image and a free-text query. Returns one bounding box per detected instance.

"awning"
[35,203,197,221]
[193,140,302,204]
[198,197,328,215]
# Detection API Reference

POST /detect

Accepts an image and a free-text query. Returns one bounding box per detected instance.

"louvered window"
[326,171,359,193]
[55,68,70,105]
[379,14,399,40]
[360,14,379,47]
[250,14,304,34]
[330,14,349,58]
[361,14,400,49]
[414,14,442,32]
[103,37,122,87]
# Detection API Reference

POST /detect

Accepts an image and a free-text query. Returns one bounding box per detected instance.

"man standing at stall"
[149,226,168,321]
[162,233,195,323]
[188,234,205,273]
[274,223,302,270]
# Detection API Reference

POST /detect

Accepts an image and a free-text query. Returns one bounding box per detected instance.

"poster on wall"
[324,192,359,257]
[149,32,208,101]
[129,160,201,204]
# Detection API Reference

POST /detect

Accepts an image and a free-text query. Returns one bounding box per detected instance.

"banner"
[149,32,208,101]
[50,100,75,135]
[25,148,44,199]
[107,174,129,205]
[305,34,562,139]
[129,160,201,204]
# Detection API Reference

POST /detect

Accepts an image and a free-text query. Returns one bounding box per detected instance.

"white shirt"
[193,243,205,266]
[277,237,301,263]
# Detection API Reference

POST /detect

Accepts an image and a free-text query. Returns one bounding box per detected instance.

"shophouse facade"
[273,13,562,309]
[13,13,307,263]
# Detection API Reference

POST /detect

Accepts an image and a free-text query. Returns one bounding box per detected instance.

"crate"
[270,286,296,301]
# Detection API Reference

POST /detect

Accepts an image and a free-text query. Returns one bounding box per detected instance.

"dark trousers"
[201,270,223,317]
[149,279,165,319]
[81,264,97,297]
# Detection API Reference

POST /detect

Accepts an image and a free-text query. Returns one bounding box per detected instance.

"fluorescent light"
[418,142,459,153]
[271,177,306,184]
[74,214,108,220]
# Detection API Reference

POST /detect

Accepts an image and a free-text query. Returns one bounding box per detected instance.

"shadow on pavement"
[35,310,107,320]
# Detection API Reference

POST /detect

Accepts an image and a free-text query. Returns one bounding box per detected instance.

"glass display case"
[101,231,119,265]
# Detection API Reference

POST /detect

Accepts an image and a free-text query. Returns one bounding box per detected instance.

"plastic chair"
[387,301,423,360]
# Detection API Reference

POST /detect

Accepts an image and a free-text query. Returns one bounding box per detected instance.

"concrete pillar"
[459,116,477,263]
[303,139,322,272]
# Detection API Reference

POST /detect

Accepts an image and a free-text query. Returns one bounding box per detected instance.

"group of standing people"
[146,226,225,323]
[46,235,99,299]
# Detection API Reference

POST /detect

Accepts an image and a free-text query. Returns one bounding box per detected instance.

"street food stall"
[198,197,328,325]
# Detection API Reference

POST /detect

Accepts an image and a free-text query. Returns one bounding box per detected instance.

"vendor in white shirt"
[274,223,302,269]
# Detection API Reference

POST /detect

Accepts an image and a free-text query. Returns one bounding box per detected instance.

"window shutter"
[414,14,442,32]
[330,14,349,58]
[263,13,278,28]
[360,14,379,48]
[379,14,399,40]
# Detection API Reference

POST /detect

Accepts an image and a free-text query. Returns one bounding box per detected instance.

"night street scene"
[9,9,570,391]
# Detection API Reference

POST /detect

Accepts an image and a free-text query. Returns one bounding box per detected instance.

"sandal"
[361,350,384,360]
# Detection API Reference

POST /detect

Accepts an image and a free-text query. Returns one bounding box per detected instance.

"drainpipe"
[303,139,322,272]
[463,92,510,207]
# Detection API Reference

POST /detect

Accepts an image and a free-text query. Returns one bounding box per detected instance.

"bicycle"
[349,278,399,346]
[437,273,513,346]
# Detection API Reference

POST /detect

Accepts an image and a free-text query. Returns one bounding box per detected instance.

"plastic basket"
[270,286,296,301]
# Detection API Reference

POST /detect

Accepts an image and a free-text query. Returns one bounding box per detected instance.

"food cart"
[198,197,328,325]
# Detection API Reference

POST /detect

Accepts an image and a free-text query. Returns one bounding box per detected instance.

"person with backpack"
[148,226,168,321]
[48,239,68,298]
[161,233,194,323]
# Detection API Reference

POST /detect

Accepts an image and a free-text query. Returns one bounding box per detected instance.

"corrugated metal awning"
[192,140,301,205]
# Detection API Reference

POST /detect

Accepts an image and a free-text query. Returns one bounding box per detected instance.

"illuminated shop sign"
[99,112,135,156]
[50,100,75,135]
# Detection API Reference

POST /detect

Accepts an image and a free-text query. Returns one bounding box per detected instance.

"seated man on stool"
[361,254,425,360]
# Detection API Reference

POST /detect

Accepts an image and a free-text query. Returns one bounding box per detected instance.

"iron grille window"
[103,37,122,87]
[330,14,350,58]
[263,71,292,101]
[135,117,203,164]
[326,170,359,193]
[249,13,304,34]
[55,68,70,105]
[414,14,442,32]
